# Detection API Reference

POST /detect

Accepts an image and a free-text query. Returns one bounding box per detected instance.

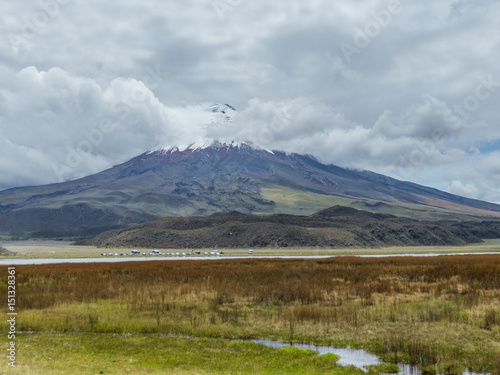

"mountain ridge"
[81,205,500,249]
[1,140,500,237]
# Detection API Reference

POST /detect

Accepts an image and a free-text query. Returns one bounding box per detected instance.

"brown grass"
[1,255,500,373]
[3,255,500,312]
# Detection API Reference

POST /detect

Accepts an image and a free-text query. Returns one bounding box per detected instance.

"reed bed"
[2,255,500,373]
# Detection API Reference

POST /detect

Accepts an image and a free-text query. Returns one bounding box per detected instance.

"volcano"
[1,105,500,237]
[1,141,500,237]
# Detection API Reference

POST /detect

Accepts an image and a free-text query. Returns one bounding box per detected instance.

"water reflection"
[252,339,381,370]
[250,339,488,375]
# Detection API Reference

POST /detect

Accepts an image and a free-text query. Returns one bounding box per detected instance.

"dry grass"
[1,255,500,373]
[8,255,500,308]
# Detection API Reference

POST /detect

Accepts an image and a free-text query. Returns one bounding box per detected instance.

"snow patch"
[150,140,254,155]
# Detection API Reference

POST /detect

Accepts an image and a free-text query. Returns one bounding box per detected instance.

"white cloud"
[0,0,499,203]
[0,66,210,187]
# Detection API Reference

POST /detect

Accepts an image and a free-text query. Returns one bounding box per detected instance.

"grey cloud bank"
[0,0,499,203]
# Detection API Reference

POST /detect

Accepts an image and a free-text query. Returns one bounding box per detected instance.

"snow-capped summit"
[149,140,252,155]
[208,103,237,124]
[153,103,242,154]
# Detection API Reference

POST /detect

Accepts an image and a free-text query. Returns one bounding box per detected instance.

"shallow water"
[251,339,381,370]
[250,339,488,375]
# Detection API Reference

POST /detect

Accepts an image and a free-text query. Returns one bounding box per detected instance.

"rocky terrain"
[81,206,500,249]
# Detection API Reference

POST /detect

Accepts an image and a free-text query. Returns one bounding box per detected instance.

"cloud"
[0,0,499,203]
[0,66,186,187]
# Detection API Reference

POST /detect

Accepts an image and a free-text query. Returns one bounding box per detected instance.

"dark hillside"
[81,206,500,249]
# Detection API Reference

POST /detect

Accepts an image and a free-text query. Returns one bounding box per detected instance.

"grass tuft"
[1,255,499,374]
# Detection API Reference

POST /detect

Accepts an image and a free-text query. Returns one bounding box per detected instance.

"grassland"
[1,333,356,375]
[259,187,355,215]
[259,187,499,221]
[2,239,500,259]
[1,255,500,374]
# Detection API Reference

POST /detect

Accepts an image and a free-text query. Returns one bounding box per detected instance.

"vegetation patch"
[279,346,318,356]
[0,332,356,375]
[365,364,401,374]
[319,353,341,362]
[1,255,499,374]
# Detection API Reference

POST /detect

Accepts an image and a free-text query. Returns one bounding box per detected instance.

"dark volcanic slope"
[1,143,500,236]
[84,206,500,249]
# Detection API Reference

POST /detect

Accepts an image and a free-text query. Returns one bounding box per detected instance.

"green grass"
[320,353,341,362]
[365,364,401,374]
[260,187,358,215]
[2,256,500,374]
[260,186,494,221]
[0,332,362,375]
[14,298,500,373]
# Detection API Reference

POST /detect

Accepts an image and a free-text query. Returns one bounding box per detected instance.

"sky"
[0,0,500,203]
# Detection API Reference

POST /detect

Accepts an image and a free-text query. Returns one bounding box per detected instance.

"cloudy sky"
[1,0,500,203]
